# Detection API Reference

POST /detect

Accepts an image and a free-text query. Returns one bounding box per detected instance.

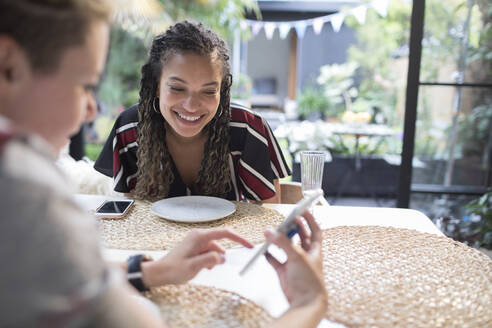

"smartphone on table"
[239,189,323,275]
[94,200,134,219]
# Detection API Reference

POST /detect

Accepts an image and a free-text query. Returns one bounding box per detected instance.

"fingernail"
[264,229,275,240]
[219,253,226,264]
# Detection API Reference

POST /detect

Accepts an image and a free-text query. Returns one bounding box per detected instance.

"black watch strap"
[127,254,152,292]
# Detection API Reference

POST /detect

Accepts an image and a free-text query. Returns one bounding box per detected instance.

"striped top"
[94,103,291,201]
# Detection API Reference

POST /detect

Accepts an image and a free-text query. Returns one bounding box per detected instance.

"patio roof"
[245,0,362,21]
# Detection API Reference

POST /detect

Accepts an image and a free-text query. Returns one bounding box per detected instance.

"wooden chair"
[279,181,330,206]
[280,181,304,204]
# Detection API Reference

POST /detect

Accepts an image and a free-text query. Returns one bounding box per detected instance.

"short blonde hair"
[0,0,113,73]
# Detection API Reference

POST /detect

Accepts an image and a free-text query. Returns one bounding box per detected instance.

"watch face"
[127,255,150,292]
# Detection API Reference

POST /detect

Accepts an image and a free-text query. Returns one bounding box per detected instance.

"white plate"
[151,196,236,223]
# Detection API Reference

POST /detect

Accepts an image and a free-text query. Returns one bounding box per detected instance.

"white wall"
[246,29,290,105]
[244,23,356,108]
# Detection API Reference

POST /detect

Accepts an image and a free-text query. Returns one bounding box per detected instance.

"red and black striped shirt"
[94,103,291,201]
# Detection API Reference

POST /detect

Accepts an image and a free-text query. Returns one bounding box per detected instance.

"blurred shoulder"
[0,133,70,194]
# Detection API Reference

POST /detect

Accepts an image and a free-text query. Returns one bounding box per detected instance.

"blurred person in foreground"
[0,1,327,327]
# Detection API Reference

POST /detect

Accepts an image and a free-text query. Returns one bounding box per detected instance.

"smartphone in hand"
[239,189,323,275]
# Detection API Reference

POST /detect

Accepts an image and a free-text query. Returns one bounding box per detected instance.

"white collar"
[0,113,58,158]
[0,113,13,132]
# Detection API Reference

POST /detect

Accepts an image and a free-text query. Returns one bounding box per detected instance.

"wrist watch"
[127,254,153,292]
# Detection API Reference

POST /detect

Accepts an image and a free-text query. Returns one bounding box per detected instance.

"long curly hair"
[134,21,233,201]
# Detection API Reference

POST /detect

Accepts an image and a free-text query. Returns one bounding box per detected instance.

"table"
[74,194,442,328]
[328,123,396,205]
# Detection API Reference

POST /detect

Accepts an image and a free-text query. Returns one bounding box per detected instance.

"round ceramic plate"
[150,196,236,223]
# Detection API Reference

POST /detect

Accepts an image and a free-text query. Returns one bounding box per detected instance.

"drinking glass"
[300,151,326,210]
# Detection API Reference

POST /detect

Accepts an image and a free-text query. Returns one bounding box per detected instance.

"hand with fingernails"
[264,211,327,310]
[141,229,254,287]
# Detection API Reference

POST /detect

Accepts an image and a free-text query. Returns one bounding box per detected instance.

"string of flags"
[240,0,390,39]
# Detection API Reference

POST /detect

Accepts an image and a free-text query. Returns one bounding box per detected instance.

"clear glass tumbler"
[300,151,326,204]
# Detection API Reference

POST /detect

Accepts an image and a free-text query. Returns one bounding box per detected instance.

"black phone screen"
[97,201,133,214]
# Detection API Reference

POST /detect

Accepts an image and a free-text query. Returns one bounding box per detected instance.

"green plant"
[457,104,492,158]
[274,121,334,158]
[275,120,401,158]
[155,0,260,41]
[113,0,259,42]
[355,83,398,124]
[326,133,401,157]
[316,62,359,114]
[231,72,252,101]
[297,86,334,119]
[466,190,492,249]
[93,115,118,142]
[84,144,104,162]
[97,26,147,115]
[414,119,446,159]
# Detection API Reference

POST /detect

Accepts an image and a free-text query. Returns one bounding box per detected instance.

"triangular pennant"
[312,17,324,35]
[352,6,367,24]
[264,22,276,40]
[251,21,263,36]
[240,20,248,32]
[372,0,389,18]
[330,13,345,33]
[279,23,291,39]
[295,21,307,39]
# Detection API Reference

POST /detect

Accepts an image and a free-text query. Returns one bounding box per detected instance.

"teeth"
[177,113,200,121]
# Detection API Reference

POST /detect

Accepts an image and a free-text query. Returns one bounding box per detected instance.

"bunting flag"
[295,21,307,39]
[251,21,263,36]
[372,0,390,17]
[264,22,276,39]
[239,20,248,31]
[352,5,368,25]
[312,17,324,35]
[242,0,388,40]
[330,13,345,33]
[279,23,291,39]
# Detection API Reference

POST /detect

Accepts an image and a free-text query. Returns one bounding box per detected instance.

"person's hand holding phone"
[141,229,254,287]
[265,211,327,310]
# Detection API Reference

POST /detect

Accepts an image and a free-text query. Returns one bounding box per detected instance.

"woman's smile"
[175,111,203,123]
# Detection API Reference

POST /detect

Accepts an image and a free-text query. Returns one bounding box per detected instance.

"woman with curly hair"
[95,21,290,202]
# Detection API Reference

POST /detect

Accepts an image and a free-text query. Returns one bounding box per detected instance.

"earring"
[217,105,223,117]
[153,97,160,114]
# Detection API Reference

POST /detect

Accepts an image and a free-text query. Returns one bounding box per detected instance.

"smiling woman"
[94,21,291,203]
[157,52,222,140]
